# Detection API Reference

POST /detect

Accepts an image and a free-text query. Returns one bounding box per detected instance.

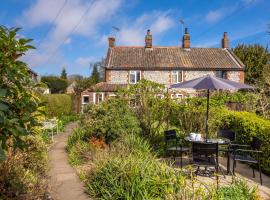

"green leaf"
[0,102,8,111]
[0,89,7,97]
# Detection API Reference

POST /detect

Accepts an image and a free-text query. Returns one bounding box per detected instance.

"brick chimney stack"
[145,29,152,48]
[182,28,190,48]
[222,32,229,48]
[108,37,115,48]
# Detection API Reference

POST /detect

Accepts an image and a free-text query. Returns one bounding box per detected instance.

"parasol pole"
[205,89,210,140]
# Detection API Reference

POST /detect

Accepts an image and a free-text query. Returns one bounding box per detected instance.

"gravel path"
[48,122,91,200]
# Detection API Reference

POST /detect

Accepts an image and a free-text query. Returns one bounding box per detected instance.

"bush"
[85,134,184,200]
[213,109,270,174]
[81,98,141,143]
[215,179,260,200]
[41,76,68,93]
[0,135,48,199]
[41,94,75,118]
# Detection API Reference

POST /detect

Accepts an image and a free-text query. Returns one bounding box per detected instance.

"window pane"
[83,96,89,103]
[222,71,227,79]
[130,73,136,83]
[216,71,222,78]
[136,71,141,82]
[178,71,182,82]
[171,71,178,83]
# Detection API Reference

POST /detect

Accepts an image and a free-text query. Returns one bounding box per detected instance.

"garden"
[1,24,270,199]
[67,79,270,200]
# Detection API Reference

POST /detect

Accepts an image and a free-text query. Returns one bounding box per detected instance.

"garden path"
[48,122,91,200]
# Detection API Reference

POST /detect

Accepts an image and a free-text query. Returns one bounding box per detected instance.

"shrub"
[40,94,74,118]
[85,134,184,200]
[120,79,173,138]
[213,109,270,174]
[41,76,68,93]
[81,98,141,143]
[215,179,260,200]
[0,135,48,199]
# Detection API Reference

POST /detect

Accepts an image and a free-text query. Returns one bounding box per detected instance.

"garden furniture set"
[163,129,263,184]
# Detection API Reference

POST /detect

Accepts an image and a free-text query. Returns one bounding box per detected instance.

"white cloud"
[205,10,223,23]
[19,0,122,68]
[205,4,239,24]
[75,56,96,67]
[112,11,175,46]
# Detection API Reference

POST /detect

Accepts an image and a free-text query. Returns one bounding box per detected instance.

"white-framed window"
[216,71,227,79]
[171,70,183,83]
[129,71,141,84]
[93,93,104,104]
[82,95,90,104]
[171,93,183,101]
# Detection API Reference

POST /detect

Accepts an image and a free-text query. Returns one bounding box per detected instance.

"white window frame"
[171,93,183,100]
[129,70,141,84]
[82,95,90,104]
[93,92,104,104]
[171,70,183,84]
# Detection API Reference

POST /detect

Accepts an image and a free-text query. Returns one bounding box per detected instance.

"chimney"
[145,29,152,48]
[182,28,190,48]
[108,37,115,48]
[222,32,229,48]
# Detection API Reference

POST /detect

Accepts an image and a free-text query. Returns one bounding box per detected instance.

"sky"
[1,0,269,76]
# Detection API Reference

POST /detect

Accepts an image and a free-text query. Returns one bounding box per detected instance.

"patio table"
[185,136,231,176]
[184,137,230,144]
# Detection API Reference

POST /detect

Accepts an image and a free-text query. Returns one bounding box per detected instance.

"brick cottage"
[81,28,245,106]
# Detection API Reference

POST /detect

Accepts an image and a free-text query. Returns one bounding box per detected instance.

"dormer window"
[129,71,141,84]
[171,70,183,83]
[216,71,227,79]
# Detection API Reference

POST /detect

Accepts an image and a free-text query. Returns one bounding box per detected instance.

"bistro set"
[164,75,263,185]
[164,129,263,185]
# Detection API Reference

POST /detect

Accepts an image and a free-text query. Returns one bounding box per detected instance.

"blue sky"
[1,0,269,76]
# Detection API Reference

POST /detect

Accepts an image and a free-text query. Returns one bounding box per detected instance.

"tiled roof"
[84,82,127,92]
[105,47,244,70]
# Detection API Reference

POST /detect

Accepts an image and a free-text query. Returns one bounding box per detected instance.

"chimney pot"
[108,37,115,48]
[222,32,229,48]
[145,29,152,48]
[182,28,190,48]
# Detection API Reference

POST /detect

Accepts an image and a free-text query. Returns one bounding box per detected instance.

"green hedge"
[41,94,75,118]
[213,109,270,174]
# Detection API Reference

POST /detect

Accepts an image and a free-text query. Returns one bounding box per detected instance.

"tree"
[41,76,68,93]
[0,26,41,160]
[60,68,67,79]
[233,44,269,84]
[90,62,100,83]
[74,77,95,95]
[120,80,173,139]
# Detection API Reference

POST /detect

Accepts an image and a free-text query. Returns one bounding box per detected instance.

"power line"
[27,0,68,62]
[43,0,95,66]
